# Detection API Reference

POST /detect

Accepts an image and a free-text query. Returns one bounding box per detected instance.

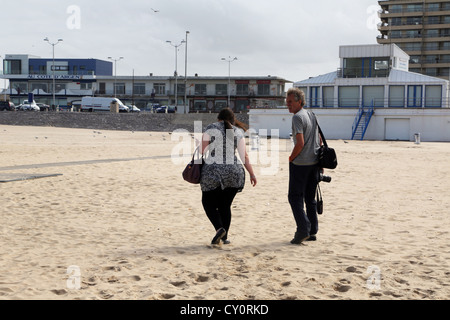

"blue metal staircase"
[352,101,375,141]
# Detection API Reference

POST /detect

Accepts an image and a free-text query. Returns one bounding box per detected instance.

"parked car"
[153,105,176,113]
[127,105,141,113]
[0,101,16,111]
[18,100,40,112]
[37,103,50,112]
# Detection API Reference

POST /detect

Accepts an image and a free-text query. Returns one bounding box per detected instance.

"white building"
[249,44,450,142]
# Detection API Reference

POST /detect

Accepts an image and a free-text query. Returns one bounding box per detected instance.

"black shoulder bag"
[315,117,338,170]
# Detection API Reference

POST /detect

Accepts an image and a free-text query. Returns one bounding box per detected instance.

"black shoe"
[307,234,317,241]
[222,239,231,245]
[211,228,227,245]
[290,232,310,245]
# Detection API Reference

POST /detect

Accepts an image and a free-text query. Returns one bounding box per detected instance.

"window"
[193,100,207,112]
[323,87,334,107]
[390,5,402,13]
[410,55,421,64]
[428,16,439,24]
[310,87,320,107]
[427,3,439,12]
[425,85,442,107]
[51,65,69,71]
[133,83,146,95]
[374,60,389,70]
[176,84,185,95]
[236,84,248,95]
[339,86,360,107]
[389,86,405,107]
[214,100,227,111]
[215,84,228,95]
[99,83,106,94]
[401,43,422,51]
[195,84,207,95]
[424,42,439,50]
[408,85,422,107]
[407,17,422,25]
[30,83,48,92]
[12,82,28,94]
[391,31,402,39]
[425,30,439,38]
[49,83,66,93]
[406,4,422,12]
[258,84,270,96]
[3,60,22,75]
[154,83,166,95]
[391,17,402,26]
[114,83,125,95]
[81,83,93,90]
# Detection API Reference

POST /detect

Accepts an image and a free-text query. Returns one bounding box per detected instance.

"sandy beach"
[0,124,449,300]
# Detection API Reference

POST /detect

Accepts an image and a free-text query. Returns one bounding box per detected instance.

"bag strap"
[316,183,322,201]
[192,146,203,162]
[311,111,328,148]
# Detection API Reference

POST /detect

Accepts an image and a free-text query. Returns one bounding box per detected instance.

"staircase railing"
[352,100,375,141]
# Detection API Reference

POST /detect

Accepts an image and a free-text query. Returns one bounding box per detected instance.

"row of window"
[8,81,279,97]
[388,16,450,26]
[3,60,94,75]
[390,29,450,39]
[301,85,443,108]
[104,82,275,96]
[387,3,450,13]
[396,41,450,51]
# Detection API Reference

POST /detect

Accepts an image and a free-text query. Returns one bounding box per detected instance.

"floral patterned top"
[200,121,246,192]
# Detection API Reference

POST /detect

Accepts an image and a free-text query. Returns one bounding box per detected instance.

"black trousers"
[202,187,239,240]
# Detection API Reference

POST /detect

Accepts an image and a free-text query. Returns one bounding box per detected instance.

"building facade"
[1,54,290,113]
[249,44,450,142]
[377,0,450,79]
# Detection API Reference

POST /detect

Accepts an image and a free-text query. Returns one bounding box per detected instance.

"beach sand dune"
[0,125,449,300]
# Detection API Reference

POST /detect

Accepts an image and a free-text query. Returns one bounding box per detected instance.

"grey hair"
[287,87,306,107]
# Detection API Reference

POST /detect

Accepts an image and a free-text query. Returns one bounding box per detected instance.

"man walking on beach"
[286,88,321,244]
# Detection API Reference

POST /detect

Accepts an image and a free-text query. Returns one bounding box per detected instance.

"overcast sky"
[0,0,381,86]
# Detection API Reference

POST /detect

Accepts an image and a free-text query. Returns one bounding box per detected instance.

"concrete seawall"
[0,112,249,133]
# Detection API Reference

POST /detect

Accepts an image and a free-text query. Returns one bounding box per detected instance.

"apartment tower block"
[377,0,450,79]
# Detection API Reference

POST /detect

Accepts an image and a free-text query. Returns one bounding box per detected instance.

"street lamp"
[0,55,6,101]
[166,39,186,110]
[44,37,63,112]
[221,56,238,108]
[184,31,190,114]
[108,57,124,98]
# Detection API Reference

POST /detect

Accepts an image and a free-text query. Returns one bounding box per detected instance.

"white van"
[81,97,129,113]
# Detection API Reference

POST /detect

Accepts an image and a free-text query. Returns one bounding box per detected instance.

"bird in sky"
[151,8,160,13]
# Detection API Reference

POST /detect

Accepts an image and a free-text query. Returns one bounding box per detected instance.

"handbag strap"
[192,146,204,163]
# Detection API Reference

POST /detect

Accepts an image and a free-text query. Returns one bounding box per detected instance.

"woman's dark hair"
[218,108,248,132]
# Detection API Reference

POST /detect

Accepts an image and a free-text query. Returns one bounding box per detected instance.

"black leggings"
[202,187,239,240]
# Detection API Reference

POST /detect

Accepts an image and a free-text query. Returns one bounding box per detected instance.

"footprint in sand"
[333,283,352,293]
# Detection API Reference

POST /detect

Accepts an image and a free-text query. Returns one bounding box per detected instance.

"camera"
[319,173,332,183]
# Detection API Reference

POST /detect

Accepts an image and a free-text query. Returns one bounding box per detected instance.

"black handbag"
[182,147,204,184]
[317,124,338,170]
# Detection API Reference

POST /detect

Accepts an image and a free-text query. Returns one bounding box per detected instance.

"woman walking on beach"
[200,108,257,245]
